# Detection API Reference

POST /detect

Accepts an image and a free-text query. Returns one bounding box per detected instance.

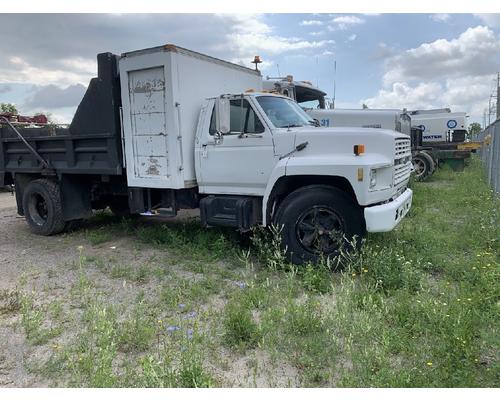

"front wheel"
[274,185,366,265]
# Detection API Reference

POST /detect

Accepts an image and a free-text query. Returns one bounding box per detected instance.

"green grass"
[19,293,62,345]
[11,156,499,387]
[86,228,113,246]
[223,299,261,349]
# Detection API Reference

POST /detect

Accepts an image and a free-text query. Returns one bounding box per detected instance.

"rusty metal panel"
[128,67,169,180]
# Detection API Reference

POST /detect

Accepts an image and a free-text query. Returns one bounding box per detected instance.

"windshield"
[256,96,315,128]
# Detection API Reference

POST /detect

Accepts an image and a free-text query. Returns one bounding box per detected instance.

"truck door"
[198,98,275,196]
[124,66,173,188]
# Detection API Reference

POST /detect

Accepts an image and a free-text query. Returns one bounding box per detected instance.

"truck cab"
[194,92,413,263]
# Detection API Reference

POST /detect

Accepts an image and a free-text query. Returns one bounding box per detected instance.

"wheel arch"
[14,173,44,216]
[263,174,358,226]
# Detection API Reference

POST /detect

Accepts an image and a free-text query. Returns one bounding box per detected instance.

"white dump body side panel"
[119,47,263,189]
[170,51,263,187]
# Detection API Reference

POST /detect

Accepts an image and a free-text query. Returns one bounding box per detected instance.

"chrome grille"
[395,137,411,159]
[394,137,412,186]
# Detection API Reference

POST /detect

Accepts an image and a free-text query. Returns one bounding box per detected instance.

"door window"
[209,99,265,135]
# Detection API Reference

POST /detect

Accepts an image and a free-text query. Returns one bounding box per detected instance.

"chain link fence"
[477,119,500,196]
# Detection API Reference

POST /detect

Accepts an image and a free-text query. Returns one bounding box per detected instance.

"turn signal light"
[354,144,365,156]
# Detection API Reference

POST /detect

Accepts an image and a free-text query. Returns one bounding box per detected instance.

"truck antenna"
[332,60,337,109]
[276,63,281,77]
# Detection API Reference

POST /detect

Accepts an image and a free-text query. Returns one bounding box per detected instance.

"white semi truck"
[264,77,476,179]
[0,45,413,264]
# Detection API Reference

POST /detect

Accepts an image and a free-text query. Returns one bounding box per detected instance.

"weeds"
[86,228,112,246]
[20,294,61,345]
[0,288,21,315]
[223,300,261,349]
[116,300,156,353]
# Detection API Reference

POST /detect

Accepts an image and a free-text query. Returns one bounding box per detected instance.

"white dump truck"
[409,109,468,144]
[0,45,413,264]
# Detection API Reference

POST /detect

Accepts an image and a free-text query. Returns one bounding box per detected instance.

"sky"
[0,13,499,125]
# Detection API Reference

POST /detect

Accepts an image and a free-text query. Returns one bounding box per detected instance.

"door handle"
[238,133,263,139]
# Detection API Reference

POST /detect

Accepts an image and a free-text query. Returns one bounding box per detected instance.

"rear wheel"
[412,153,434,181]
[274,185,365,265]
[22,179,66,236]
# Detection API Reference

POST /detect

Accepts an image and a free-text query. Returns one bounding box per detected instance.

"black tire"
[22,179,66,236]
[274,185,366,265]
[412,153,433,181]
[108,196,132,218]
[420,151,436,174]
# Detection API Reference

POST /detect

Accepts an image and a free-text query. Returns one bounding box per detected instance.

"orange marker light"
[354,144,365,156]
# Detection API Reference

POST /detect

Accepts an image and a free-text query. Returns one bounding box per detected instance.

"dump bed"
[0,53,124,185]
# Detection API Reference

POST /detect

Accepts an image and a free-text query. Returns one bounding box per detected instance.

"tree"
[468,122,481,140]
[0,103,18,114]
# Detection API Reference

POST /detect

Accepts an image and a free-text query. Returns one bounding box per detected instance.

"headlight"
[369,165,393,190]
[370,168,377,188]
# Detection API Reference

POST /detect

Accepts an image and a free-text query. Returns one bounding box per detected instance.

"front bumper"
[364,188,413,232]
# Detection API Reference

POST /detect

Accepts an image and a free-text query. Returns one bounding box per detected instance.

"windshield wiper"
[284,124,304,129]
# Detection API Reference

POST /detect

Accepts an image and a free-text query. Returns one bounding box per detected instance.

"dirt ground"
[0,193,159,386]
[0,191,298,387]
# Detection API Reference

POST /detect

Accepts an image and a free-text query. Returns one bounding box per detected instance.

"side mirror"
[215,96,231,135]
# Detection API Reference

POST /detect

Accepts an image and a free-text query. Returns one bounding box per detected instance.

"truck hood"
[285,126,408,163]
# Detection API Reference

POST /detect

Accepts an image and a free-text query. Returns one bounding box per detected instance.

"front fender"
[262,153,394,225]
[261,157,289,226]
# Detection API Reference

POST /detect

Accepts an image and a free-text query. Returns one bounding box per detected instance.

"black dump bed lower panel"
[0,52,123,182]
[0,131,121,175]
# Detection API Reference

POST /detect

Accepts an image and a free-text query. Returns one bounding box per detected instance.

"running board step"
[200,195,261,230]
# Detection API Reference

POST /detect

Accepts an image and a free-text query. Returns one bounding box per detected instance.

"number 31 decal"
[320,119,330,127]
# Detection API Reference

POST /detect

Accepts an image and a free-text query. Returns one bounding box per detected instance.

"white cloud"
[474,14,500,27]
[363,81,443,110]
[382,25,500,84]
[348,34,357,41]
[1,56,93,86]
[24,84,87,109]
[430,14,451,22]
[320,50,335,56]
[300,20,323,26]
[364,26,500,121]
[370,42,395,60]
[328,15,365,31]
[227,15,334,68]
